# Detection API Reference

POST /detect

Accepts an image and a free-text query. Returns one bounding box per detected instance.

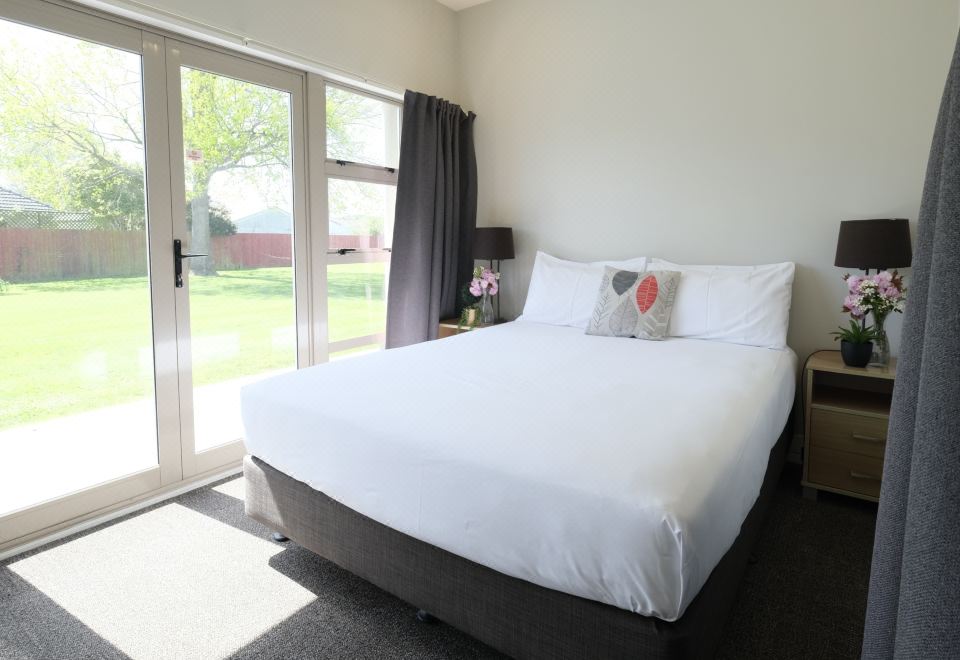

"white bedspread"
[241,321,796,621]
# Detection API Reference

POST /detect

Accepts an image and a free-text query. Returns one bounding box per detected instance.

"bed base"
[244,423,790,660]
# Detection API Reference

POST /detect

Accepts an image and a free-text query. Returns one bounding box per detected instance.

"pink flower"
[843,294,865,318]
[846,275,864,293]
[468,268,500,299]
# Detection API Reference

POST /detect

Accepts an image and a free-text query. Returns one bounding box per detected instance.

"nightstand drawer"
[807,446,883,498]
[810,408,887,458]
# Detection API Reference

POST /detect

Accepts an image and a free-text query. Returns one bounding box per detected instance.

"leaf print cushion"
[585,267,680,340]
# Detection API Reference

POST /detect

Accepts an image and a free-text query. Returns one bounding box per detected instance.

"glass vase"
[869,311,890,367]
[480,291,495,325]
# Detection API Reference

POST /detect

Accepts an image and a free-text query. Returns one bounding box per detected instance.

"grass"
[0,264,385,429]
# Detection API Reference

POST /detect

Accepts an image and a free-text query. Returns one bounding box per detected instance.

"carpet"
[1,464,876,659]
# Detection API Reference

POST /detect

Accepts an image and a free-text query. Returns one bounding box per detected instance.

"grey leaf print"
[609,295,639,337]
[612,270,639,296]
[588,273,612,333]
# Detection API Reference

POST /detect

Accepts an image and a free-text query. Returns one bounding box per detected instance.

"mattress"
[240,321,796,621]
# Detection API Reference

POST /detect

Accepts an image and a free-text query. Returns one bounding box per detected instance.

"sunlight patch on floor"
[9,503,314,659]
[212,477,245,501]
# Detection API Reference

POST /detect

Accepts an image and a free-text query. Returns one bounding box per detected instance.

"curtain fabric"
[861,33,960,659]
[385,90,477,348]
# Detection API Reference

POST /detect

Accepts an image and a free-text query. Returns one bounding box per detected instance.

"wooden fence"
[0,228,147,281]
[0,228,383,282]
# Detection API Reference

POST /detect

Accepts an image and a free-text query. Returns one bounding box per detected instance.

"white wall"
[85,0,461,100]
[458,0,957,362]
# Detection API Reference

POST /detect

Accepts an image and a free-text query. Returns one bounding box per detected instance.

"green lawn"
[0,264,385,429]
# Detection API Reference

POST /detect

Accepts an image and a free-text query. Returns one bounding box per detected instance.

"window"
[326,85,400,168]
[324,84,400,358]
[0,0,401,548]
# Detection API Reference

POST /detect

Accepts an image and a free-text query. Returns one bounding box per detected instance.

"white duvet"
[241,321,796,621]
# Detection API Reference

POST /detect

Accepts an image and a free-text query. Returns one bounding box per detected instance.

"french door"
[165,41,309,476]
[0,1,307,549]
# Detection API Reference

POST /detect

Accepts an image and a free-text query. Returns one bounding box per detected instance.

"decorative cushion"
[585,267,680,339]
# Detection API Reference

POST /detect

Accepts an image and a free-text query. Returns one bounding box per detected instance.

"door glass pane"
[0,19,155,514]
[327,178,393,348]
[326,85,400,168]
[179,67,295,452]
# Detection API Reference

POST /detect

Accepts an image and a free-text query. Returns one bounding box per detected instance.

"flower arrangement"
[469,266,499,297]
[836,270,906,366]
[841,271,906,320]
[459,266,499,329]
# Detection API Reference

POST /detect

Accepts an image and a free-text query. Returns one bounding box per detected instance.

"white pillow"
[522,251,648,328]
[648,258,795,349]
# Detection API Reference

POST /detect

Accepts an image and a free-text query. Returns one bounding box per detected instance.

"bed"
[242,321,796,659]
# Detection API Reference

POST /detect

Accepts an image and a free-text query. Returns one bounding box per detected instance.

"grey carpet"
[1,464,875,659]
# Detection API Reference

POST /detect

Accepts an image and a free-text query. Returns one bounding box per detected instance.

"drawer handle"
[851,433,885,443]
[850,470,881,481]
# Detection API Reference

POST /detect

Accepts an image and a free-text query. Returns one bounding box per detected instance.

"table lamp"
[834,218,912,274]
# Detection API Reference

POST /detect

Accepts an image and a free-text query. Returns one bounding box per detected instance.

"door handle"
[849,470,881,481]
[174,239,208,287]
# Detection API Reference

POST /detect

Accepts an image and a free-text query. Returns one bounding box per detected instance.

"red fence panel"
[0,229,384,282]
[211,233,292,269]
[0,228,147,282]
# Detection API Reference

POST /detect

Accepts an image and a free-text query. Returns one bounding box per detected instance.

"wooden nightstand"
[802,350,896,502]
[437,318,500,339]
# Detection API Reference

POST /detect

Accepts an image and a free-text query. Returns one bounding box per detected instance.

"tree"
[0,29,288,275]
[0,22,382,275]
[179,68,290,274]
[186,200,237,236]
[0,33,145,219]
[67,159,146,231]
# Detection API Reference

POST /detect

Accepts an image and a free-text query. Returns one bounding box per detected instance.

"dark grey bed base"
[244,423,790,660]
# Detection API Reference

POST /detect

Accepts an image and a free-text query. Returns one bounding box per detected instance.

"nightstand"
[802,350,896,502]
[437,318,500,339]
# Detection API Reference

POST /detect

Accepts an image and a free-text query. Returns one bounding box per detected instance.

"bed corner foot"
[271,532,289,543]
[416,609,438,624]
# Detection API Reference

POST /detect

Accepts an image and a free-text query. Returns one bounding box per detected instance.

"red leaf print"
[635,275,659,313]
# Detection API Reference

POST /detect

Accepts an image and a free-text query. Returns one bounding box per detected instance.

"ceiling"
[436,0,493,11]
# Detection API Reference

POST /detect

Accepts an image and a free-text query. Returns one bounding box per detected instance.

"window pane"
[179,66,297,452]
[0,18,155,513]
[328,178,395,251]
[327,261,387,345]
[326,86,400,168]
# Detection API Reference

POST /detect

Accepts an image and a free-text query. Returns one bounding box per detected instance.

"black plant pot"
[840,340,873,368]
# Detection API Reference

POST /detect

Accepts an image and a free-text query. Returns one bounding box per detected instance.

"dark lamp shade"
[473,227,515,261]
[834,218,912,270]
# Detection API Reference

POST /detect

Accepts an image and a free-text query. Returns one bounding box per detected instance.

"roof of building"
[234,207,353,235]
[0,186,56,212]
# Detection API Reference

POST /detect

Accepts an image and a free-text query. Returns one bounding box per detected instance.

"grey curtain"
[861,33,960,659]
[386,91,477,348]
